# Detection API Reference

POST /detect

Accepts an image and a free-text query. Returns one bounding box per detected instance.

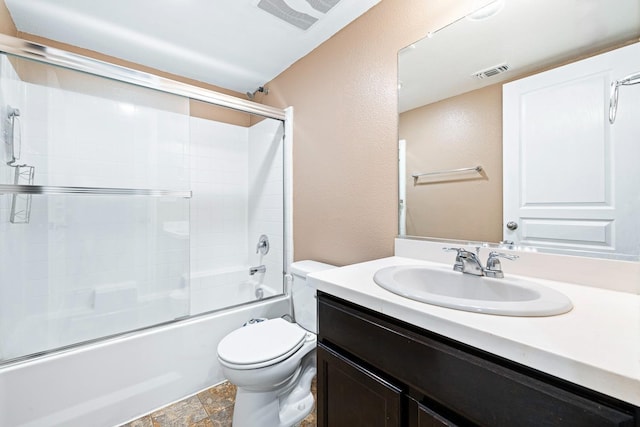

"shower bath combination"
[0,36,291,427]
[4,105,34,224]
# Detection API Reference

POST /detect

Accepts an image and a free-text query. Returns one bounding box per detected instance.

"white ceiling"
[399,0,640,113]
[5,0,380,94]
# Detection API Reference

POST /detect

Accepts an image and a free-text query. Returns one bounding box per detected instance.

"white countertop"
[309,256,640,406]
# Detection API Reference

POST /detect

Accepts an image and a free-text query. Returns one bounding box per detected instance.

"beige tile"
[127,376,316,427]
[188,418,215,427]
[197,382,236,415]
[150,395,209,427]
[121,415,154,427]
[208,405,234,427]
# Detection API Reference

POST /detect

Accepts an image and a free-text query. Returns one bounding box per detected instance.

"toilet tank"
[290,260,336,333]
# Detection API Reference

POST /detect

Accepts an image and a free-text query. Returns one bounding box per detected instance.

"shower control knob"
[506,221,518,231]
[256,234,270,255]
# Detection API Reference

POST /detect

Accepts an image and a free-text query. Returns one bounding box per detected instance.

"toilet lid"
[217,318,308,369]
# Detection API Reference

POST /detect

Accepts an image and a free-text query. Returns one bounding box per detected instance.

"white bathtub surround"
[309,239,640,407]
[189,117,249,288]
[189,116,286,316]
[186,267,277,314]
[247,117,285,295]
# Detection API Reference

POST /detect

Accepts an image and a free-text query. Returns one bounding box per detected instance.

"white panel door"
[503,42,640,257]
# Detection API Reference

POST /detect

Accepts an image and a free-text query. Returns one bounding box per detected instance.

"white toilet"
[217,260,335,427]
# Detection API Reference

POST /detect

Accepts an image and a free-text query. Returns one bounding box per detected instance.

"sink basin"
[373,265,573,316]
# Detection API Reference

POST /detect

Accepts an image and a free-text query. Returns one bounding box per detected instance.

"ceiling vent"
[472,63,511,79]
[257,0,340,30]
[306,0,340,13]
[258,0,318,30]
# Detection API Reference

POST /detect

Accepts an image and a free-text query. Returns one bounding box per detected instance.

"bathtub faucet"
[249,265,266,275]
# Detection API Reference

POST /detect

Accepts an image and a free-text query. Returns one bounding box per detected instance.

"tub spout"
[249,265,266,275]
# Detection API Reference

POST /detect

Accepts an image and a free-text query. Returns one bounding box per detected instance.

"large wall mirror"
[398,0,640,260]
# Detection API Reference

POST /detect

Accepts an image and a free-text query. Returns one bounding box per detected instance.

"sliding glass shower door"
[0,47,287,364]
[0,53,191,362]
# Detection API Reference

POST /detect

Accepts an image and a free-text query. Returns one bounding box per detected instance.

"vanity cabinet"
[317,292,639,427]
[316,345,402,426]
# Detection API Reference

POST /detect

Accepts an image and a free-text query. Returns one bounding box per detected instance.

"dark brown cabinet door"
[408,397,458,427]
[317,344,402,427]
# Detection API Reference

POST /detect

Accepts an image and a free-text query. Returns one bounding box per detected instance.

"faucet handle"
[443,247,465,259]
[444,247,480,259]
[488,251,519,261]
[443,247,463,254]
[443,247,464,272]
[485,251,519,278]
[256,234,269,255]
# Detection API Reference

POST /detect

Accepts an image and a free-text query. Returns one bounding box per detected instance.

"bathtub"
[0,295,289,427]
[1,267,280,362]
[188,266,279,315]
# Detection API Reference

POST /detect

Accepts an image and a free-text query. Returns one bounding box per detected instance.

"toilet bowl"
[217,260,335,427]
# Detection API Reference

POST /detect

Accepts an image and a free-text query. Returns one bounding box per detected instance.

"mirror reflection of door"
[503,42,640,258]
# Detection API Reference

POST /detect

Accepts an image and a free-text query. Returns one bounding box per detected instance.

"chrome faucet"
[485,251,518,278]
[444,247,485,276]
[443,247,518,277]
[256,234,269,255]
[249,265,266,275]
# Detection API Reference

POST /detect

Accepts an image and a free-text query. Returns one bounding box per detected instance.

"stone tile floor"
[121,378,316,427]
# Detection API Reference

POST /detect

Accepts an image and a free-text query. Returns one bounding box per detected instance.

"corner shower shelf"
[0,184,192,198]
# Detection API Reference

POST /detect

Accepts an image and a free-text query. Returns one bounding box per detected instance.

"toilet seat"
[218,318,309,369]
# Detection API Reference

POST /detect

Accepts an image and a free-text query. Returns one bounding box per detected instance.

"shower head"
[246,86,269,100]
